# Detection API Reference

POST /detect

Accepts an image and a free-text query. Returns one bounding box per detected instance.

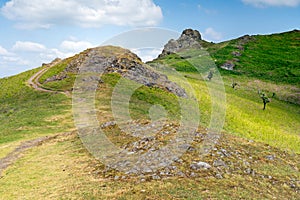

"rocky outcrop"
[158,29,202,58]
[44,46,187,98]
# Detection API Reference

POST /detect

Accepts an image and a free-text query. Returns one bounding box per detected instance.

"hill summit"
[159,29,203,57]
[42,46,187,97]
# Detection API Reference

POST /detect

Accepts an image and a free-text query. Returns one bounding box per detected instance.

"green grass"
[97,73,182,121]
[208,30,300,86]
[169,72,300,153]
[39,58,77,91]
[151,52,300,154]
[0,69,74,144]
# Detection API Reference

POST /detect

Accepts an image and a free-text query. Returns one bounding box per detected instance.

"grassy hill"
[209,30,300,85]
[0,32,299,199]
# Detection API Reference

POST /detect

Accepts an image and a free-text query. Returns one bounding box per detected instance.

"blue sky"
[0,0,299,77]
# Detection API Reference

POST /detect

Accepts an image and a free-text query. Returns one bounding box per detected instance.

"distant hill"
[155,29,300,86]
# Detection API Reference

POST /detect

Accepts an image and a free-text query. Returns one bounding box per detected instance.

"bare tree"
[207,71,213,81]
[260,92,270,110]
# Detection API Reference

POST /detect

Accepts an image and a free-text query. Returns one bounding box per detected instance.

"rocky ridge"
[44,46,187,97]
[158,29,203,58]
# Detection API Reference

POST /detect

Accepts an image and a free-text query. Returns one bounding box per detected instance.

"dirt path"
[27,67,57,93]
[0,132,73,177]
[0,61,74,176]
[27,59,69,95]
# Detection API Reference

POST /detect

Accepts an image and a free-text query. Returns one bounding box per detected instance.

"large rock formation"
[44,46,187,98]
[159,29,202,57]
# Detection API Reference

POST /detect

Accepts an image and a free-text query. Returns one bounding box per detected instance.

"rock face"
[158,29,202,57]
[44,46,187,97]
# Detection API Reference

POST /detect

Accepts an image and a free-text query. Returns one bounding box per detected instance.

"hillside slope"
[0,33,299,199]
[208,30,300,86]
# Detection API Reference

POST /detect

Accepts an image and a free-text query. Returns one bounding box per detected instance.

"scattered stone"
[213,160,227,167]
[243,161,250,166]
[140,178,146,182]
[177,171,186,177]
[215,173,223,179]
[266,155,276,161]
[190,162,211,170]
[190,172,198,178]
[220,149,230,157]
[152,174,161,180]
[232,51,242,57]
[220,61,235,70]
[101,121,116,128]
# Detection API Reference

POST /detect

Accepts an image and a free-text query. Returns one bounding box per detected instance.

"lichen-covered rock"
[158,29,202,57]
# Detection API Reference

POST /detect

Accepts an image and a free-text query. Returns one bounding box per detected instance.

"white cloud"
[242,0,300,7]
[1,0,163,29]
[0,46,11,55]
[60,40,94,52]
[12,41,46,52]
[2,55,29,65]
[131,48,162,62]
[203,28,223,41]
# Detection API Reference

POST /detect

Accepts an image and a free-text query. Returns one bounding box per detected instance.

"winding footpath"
[0,133,73,177]
[0,60,70,177]
[27,59,67,94]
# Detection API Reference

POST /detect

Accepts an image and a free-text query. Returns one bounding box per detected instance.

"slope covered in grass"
[0,35,299,199]
[0,69,73,145]
[209,30,300,85]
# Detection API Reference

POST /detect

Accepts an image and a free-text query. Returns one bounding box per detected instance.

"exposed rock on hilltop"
[159,29,202,58]
[44,46,187,97]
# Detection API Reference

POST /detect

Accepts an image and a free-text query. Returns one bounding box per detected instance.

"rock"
[177,171,186,177]
[266,155,276,161]
[220,149,230,157]
[43,46,187,98]
[245,168,255,176]
[220,61,235,70]
[215,173,223,179]
[213,160,227,167]
[158,29,202,58]
[190,172,198,178]
[101,121,116,128]
[245,168,252,174]
[152,174,161,180]
[190,161,211,170]
[232,51,242,57]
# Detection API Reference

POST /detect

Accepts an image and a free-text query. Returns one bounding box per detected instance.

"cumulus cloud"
[2,55,29,65]
[242,0,300,7]
[203,28,223,41]
[12,41,46,52]
[10,39,94,65]
[1,0,163,29]
[131,48,162,62]
[60,40,94,52]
